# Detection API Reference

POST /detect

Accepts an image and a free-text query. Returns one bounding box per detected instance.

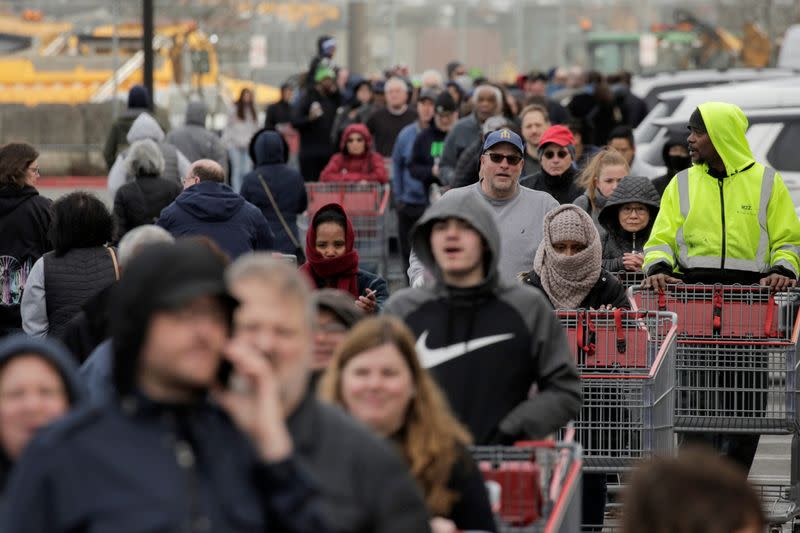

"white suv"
[637,79,800,168]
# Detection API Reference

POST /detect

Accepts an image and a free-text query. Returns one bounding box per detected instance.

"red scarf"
[300,203,360,298]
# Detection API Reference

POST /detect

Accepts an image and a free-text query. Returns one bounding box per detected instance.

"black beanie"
[128,84,150,110]
[110,241,236,397]
[688,108,707,133]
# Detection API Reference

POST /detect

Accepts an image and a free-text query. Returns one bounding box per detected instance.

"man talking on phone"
[2,241,332,533]
[226,254,432,533]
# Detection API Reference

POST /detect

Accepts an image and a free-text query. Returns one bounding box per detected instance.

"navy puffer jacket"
[240,131,308,255]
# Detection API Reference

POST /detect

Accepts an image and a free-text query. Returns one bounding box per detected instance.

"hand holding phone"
[211,339,293,462]
[355,288,377,314]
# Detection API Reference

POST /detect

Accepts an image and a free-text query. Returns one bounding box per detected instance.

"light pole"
[143,0,154,110]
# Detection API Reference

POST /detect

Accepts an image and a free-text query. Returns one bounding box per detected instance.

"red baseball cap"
[538,125,575,149]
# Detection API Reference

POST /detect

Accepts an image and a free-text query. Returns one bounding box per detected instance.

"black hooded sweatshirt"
[384,192,581,445]
[1,241,333,533]
[241,130,308,255]
[652,137,692,196]
[519,166,583,205]
[598,175,661,273]
[0,185,52,334]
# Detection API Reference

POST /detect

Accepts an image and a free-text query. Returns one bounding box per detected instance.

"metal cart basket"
[557,310,677,472]
[299,182,391,275]
[471,440,583,533]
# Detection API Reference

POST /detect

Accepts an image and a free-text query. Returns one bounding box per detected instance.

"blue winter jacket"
[157,180,274,259]
[0,392,332,533]
[391,122,427,206]
[240,131,308,255]
[79,338,113,403]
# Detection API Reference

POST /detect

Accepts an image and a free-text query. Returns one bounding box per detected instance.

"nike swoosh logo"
[416,331,515,368]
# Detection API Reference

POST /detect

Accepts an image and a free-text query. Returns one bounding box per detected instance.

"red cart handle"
[764,293,778,338]
[712,285,723,335]
[576,311,596,360]
[614,308,626,354]
[657,290,667,311]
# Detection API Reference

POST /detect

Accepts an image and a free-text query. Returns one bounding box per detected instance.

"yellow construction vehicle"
[0,12,278,107]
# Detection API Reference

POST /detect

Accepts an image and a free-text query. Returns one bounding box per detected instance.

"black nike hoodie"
[384,193,581,444]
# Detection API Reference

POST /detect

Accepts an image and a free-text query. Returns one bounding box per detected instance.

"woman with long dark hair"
[0,143,51,337]
[319,316,497,533]
[21,192,117,339]
[222,87,260,192]
[300,204,388,313]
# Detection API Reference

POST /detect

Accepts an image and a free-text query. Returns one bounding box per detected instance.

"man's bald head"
[183,159,226,189]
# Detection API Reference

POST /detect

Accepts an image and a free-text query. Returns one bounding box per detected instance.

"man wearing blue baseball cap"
[408,128,559,286]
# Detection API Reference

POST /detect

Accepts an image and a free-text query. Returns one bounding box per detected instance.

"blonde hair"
[319,316,472,516]
[577,147,629,212]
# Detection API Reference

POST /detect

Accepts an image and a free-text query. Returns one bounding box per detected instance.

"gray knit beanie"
[549,207,590,245]
[533,204,603,309]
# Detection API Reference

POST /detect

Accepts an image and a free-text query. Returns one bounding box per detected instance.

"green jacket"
[643,102,800,278]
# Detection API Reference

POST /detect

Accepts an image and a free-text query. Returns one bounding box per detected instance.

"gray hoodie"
[108,113,191,197]
[165,101,228,169]
[385,193,581,444]
[407,181,558,286]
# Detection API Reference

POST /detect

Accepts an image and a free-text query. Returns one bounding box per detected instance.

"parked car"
[637,79,800,167]
[631,68,798,110]
[652,107,800,213]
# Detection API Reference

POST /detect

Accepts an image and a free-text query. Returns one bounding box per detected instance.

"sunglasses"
[347,137,365,143]
[486,152,523,165]
[542,149,569,160]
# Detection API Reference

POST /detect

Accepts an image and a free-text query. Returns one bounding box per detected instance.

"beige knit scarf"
[533,205,602,309]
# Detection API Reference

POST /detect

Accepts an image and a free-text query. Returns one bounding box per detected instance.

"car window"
[767,121,800,172]
[635,102,667,144]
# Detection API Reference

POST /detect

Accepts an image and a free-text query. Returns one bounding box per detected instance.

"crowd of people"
[0,35,798,531]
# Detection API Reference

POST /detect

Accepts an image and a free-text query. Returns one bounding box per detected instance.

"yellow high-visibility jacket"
[643,102,800,277]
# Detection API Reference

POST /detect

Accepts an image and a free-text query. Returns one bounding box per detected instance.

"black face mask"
[669,155,692,172]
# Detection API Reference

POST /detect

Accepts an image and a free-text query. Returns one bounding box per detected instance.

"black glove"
[486,428,518,446]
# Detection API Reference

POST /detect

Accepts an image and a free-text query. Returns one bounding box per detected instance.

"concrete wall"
[0,102,116,176]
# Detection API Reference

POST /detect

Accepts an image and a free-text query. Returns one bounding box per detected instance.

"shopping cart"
[556,310,677,472]
[628,284,799,341]
[611,271,645,290]
[629,284,800,530]
[471,439,583,533]
[628,285,800,433]
[299,182,391,275]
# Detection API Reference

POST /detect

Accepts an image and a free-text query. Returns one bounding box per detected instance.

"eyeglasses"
[542,149,569,160]
[28,166,40,174]
[346,137,365,143]
[620,205,648,215]
[485,152,523,165]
